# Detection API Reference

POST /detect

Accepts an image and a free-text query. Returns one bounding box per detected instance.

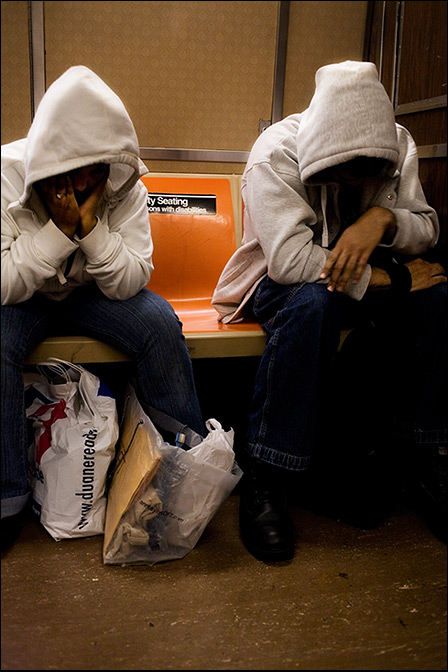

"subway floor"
[1,490,446,671]
[3,357,447,670]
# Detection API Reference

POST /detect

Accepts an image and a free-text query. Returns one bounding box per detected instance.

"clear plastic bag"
[103,386,242,565]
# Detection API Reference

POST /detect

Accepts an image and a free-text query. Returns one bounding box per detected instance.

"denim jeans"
[246,277,447,471]
[1,286,207,517]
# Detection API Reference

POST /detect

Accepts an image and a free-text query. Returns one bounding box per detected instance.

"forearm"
[378,207,397,244]
[368,258,447,294]
[1,218,78,304]
[367,266,392,291]
[78,215,153,300]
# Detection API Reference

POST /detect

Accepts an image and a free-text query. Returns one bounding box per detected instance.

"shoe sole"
[240,530,295,562]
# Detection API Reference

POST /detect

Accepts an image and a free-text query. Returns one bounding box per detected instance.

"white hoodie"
[1,66,153,305]
[212,61,439,323]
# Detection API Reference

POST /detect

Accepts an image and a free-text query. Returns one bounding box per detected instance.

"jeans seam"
[247,441,311,471]
[414,428,447,445]
[283,282,306,310]
[257,327,279,445]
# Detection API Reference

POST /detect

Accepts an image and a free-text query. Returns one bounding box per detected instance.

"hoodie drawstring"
[321,185,329,248]
[56,268,68,286]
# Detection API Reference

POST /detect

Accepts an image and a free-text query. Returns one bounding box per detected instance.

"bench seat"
[27,173,266,364]
[25,321,266,365]
[25,172,350,366]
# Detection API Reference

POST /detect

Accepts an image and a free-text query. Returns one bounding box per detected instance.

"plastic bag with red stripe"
[24,358,119,540]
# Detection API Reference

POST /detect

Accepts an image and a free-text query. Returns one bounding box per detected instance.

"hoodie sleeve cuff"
[74,217,108,259]
[32,219,79,266]
[345,264,372,301]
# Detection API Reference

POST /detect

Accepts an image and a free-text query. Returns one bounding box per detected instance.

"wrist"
[384,258,412,294]
[368,267,391,291]
[78,216,98,238]
[377,207,397,244]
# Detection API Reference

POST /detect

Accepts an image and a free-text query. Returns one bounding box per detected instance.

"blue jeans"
[247,278,447,471]
[1,286,207,518]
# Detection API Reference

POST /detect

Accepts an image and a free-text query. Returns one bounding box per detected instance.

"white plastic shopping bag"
[103,385,242,565]
[24,358,119,540]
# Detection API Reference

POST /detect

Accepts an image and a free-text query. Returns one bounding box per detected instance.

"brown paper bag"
[103,387,162,556]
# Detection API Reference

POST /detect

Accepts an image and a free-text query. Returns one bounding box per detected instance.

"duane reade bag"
[103,385,242,565]
[24,358,119,541]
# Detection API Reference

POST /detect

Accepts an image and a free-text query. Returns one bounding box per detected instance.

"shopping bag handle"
[36,357,97,418]
[139,400,203,449]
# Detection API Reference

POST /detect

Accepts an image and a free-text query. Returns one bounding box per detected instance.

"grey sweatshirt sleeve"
[243,160,371,300]
[379,126,439,255]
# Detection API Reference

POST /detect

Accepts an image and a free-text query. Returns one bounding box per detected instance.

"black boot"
[239,458,296,562]
[1,513,22,554]
[407,444,447,543]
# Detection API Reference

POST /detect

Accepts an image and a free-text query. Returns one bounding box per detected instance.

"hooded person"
[2,65,153,304]
[212,61,446,561]
[1,66,207,551]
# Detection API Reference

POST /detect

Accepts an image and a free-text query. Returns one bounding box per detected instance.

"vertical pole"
[271,1,290,124]
[28,0,46,117]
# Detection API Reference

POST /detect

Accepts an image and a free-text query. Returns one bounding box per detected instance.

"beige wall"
[1,0,368,173]
[284,1,369,115]
[1,1,32,143]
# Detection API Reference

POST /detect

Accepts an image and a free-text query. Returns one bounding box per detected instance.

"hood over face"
[297,61,399,185]
[20,65,148,206]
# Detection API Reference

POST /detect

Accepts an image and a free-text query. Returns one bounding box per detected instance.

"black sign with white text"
[146,193,217,215]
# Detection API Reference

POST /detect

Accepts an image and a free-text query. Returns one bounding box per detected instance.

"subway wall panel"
[284,1,368,116]
[2,1,368,173]
[1,0,32,145]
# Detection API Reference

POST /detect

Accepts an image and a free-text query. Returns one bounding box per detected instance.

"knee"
[288,283,337,323]
[1,337,25,368]
[273,284,340,350]
[135,291,184,339]
[1,310,27,365]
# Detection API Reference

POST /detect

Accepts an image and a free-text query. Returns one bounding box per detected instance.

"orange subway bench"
[26,173,267,364]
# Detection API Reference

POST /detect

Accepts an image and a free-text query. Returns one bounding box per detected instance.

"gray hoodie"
[2,66,153,305]
[212,61,439,323]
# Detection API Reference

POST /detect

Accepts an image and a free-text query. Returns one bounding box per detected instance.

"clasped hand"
[38,166,109,239]
[319,206,446,292]
[320,206,397,292]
